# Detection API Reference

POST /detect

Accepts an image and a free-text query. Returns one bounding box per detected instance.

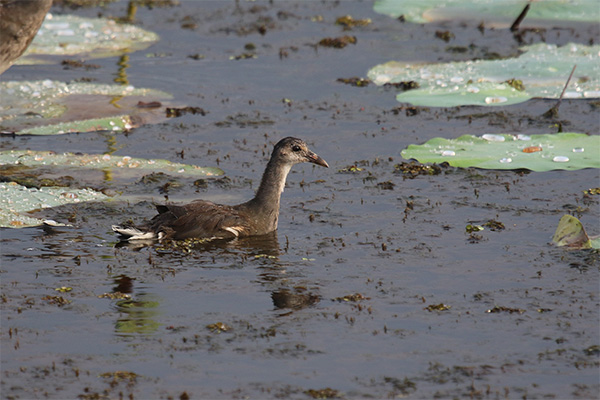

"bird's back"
[149,200,253,240]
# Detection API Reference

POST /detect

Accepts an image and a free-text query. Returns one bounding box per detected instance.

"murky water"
[1,1,599,399]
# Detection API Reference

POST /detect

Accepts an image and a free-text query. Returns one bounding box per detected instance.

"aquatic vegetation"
[374,0,599,24]
[0,150,224,228]
[17,14,158,64]
[401,132,599,171]
[0,80,172,135]
[552,215,600,249]
[368,43,600,107]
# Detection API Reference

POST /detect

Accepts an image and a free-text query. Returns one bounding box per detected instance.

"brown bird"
[112,137,328,241]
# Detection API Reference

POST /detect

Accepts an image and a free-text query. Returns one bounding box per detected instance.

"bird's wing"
[150,200,251,240]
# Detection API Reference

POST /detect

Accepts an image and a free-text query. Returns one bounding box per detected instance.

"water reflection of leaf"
[114,296,161,335]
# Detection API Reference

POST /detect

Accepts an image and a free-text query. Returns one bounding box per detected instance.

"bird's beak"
[306,151,329,168]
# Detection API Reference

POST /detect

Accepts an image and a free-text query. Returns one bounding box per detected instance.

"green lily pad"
[17,14,158,65]
[367,43,600,107]
[401,132,600,171]
[374,0,600,25]
[0,80,171,135]
[0,150,224,179]
[17,115,134,136]
[0,151,224,228]
[0,182,108,228]
[552,215,600,249]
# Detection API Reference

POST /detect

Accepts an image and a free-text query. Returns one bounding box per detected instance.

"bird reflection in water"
[112,231,320,322]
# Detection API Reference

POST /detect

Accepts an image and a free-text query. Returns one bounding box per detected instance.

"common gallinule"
[112,137,328,241]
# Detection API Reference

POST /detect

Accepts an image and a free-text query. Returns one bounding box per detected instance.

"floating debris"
[332,293,369,302]
[337,77,371,87]
[99,371,139,383]
[98,292,132,300]
[335,15,371,29]
[523,146,542,153]
[42,295,71,306]
[483,219,505,231]
[394,161,442,178]
[425,303,451,312]
[465,224,484,233]
[166,106,207,118]
[318,35,357,48]
[229,53,257,60]
[206,322,232,333]
[305,388,341,399]
[486,306,525,314]
[504,78,525,91]
[337,165,364,173]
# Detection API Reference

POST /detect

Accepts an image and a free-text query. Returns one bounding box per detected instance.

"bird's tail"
[112,225,157,241]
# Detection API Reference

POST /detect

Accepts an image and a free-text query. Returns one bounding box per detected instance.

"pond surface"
[1,1,599,399]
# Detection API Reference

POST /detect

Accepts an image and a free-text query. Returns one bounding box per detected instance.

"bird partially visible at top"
[112,137,328,242]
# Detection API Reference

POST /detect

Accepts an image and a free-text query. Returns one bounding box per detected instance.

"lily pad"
[0,150,224,180]
[0,182,108,228]
[552,215,600,249]
[373,0,600,25]
[401,132,600,171]
[0,80,171,135]
[16,14,159,65]
[367,43,600,107]
[0,151,224,228]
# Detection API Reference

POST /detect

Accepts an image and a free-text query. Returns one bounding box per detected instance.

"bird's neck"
[253,158,292,210]
[242,158,292,226]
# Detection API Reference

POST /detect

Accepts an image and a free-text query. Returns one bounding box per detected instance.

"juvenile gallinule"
[112,137,328,241]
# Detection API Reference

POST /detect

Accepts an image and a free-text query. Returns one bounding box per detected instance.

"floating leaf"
[0,80,171,135]
[0,182,109,228]
[401,133,600,171]
[373,0,600,25]
[17,115,134,136]
[0,151,224,228]
[0,150,223,179]
[367,43,600,107]
[552,215,600,249]
[17,14,158,64]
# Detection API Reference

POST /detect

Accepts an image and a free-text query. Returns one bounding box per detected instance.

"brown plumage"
[112,137,328,241]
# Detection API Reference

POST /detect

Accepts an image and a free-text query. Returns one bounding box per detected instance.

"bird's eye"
[292,145,302,152]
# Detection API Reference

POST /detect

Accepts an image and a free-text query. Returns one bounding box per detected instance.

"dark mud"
[1,1,599,399]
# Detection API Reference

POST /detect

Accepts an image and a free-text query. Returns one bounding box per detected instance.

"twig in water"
[510,2,531,31]
[543,65,577,119]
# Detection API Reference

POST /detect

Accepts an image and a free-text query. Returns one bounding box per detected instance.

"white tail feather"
[112,225,156,241]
